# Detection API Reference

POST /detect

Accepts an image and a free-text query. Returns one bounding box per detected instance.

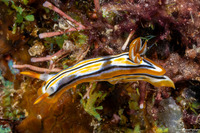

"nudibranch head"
[34,81,61,104]
[20,71,59,104]
[34,77,62,104]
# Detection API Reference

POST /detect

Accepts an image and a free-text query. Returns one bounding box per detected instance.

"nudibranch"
[20,37,175,104]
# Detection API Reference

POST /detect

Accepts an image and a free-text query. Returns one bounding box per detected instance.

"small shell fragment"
[28,41,45,56]
[62,40,75,51]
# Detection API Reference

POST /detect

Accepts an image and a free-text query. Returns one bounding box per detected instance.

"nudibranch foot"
[34,92,49,104]
[107,74,175,88]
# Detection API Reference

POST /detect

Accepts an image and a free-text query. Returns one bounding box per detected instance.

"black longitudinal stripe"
[143,58,153,67]
[46,53,129,88]
[47,62,155,91]
[46,55,155,89]
[127,57,153,67]
[49,65,158,96]
[107,73,166,79]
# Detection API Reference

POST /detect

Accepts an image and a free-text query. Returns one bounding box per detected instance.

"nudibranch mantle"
[20,37,175,104]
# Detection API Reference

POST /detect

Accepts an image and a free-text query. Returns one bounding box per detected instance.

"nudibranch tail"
[34,92,49,104]
[138,75,175,88]
[156,76,175,88]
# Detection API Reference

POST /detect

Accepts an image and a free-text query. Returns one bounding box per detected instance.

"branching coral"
[39,1,86,38]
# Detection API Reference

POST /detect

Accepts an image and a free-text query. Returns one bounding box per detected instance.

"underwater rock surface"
[158,97,184,132]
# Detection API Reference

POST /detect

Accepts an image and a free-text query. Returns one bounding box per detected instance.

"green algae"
[70,32,88,46]
[0,71,24,120]
[0,125,12,133]
[44,34,69,48]
[80,82,107,121]
[1,0,35,34]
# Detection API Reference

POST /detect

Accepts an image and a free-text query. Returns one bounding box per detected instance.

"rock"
[158,97,184,132]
